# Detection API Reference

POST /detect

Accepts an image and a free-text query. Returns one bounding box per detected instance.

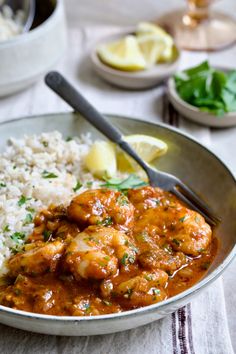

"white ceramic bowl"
[167,76,236,128]
[0,112,235,336]
[91,31,180,90]
[0,0,67,97]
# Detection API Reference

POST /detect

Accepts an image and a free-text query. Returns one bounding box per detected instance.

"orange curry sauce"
[0,186,217,316]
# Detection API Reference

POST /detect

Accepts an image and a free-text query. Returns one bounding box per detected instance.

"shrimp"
[138,248,187,274]
[65,225,138,280]
[113,270,168,307]
[8,240,65,277]
[67,189,134,231]
[130,187,212,256]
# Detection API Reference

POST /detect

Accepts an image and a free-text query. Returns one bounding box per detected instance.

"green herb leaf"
[152,288,160,295]
[97,216,113,226]
[121,252,135,266]
[73,181,82,192]
[66,136,73,142]
[43,230,53,242]
[26,206,35,213]
[117,194,129,206]
[179,215,188,223]
[174,61,236,116]
[172,238,181,246]
[10,232,26,243]
[0,182,6,188]
[102,300,112,306]
[3,224,10,232]
[18,195,31,206]
[42,171,58,179]
[23,213,33,225]
[101,174,148,191]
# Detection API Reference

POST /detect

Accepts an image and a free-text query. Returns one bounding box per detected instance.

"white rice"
[0,4,25,41]
[0,131,101,276]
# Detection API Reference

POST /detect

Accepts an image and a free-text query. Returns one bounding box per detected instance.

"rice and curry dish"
[0,131,217,316]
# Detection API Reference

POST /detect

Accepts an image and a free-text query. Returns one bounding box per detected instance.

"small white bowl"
[91,32,180,90]
[0,0,67,97]
[167,75,236,128]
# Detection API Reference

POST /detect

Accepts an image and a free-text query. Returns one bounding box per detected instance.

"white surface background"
[0,0,235,351]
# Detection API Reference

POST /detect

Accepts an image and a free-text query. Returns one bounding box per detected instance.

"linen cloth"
[0,23,235,354]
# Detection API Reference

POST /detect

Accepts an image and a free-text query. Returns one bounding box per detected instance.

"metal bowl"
[0,112,235,336]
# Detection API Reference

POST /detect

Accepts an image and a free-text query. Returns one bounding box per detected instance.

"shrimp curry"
[0,186,217,316]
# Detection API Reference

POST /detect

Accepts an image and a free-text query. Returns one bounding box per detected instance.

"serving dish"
[0,112,235,336]
[0,0,66,97]
[90,31,180,90]
[167,72,236,128]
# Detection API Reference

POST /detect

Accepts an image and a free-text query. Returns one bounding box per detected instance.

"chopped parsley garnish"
[73,181,82,192]
[10,232,26,243]
[0,182,6,188]
[23,213,33,225]
[83,303,91,313]
[117,194,129,206]
[3,224,10,232]
[151,198,160,205]
[97,217,113,226]
[195,215,201,223]
[42,141,48,147]
[172,238,181,246]
[42,171,58,179]
[26,206,35,213]
[124,288,133,299]
[103,300,112,306]
[66,136,73,142]
[86,181,93,187]
[101,174,148,191]
[43,230,53,242]
[18,195,31,207]
[152,288,160,295]
[121,253,135,266]
[179,215,188,223]
[135,231,149,243]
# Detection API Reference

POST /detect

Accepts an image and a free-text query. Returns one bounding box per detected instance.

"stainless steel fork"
[45,71,220,226]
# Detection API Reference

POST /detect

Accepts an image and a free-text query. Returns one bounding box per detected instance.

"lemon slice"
[137,34,166,66]
[97,35,146,71]
[137,22,169,38]
[136,22,174,62]
[84,141,117,178]
[118,134,168,171]
[137,22,173,45]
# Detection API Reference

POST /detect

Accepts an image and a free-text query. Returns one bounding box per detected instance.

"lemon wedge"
[137,34,166,66]
[97,35,146,71]
[84,141,117,178]
[118,134,168,171]
[136,22,174,62]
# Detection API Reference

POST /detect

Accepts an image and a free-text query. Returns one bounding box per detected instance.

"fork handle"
[45,71,150,173]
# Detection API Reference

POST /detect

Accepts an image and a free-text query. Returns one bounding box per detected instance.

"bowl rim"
[90,29,181,79]
[0,111,235,323]
[0,0,62,48]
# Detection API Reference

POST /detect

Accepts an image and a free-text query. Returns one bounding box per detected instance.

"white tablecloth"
[0,1,236,352]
